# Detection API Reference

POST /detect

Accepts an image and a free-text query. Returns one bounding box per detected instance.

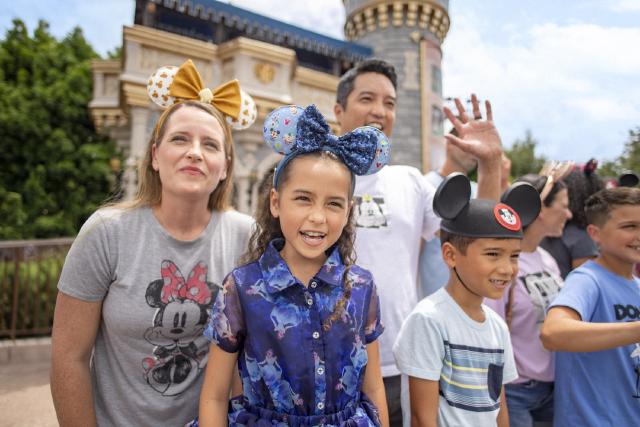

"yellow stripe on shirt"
[443,358,489,373]
[440,373,488,390]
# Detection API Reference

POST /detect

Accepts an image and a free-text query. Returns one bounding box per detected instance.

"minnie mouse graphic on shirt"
[142,260,218,396]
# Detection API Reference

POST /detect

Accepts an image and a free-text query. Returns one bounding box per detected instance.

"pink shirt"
[484,247,563,383]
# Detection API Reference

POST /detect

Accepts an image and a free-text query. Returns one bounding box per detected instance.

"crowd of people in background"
[49,57,640,427]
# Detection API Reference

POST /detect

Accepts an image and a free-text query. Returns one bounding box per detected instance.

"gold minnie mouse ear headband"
[538,160,575,201]
[147,59,257,130]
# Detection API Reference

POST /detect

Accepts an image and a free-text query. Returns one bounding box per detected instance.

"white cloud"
[611,0,640,12]
[224,0,345,39]
[442,8,640,162]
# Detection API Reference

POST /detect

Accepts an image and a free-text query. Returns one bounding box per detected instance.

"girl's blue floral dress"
[200,238,384,427]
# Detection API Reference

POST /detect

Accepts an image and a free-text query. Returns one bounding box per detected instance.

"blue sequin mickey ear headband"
[263,104,390,188]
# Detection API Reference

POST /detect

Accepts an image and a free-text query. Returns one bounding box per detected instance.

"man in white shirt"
[333,58,503,426]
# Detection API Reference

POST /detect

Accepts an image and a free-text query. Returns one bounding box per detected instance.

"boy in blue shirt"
[541,186,640,426]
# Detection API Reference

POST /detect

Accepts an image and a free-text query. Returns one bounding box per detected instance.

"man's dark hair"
[585,187,640,227]
[336,58,397,109]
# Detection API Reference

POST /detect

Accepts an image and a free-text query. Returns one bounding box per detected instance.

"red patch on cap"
[493,203,521,231]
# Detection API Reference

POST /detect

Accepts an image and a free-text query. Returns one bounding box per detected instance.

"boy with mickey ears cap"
[393,173,542,427]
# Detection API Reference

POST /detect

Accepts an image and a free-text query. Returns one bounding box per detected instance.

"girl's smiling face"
[270,154,352,274]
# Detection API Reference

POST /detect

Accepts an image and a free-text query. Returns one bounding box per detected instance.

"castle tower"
[343,0,450,171]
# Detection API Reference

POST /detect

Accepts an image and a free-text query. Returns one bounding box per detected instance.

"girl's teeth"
[302,231,324,238]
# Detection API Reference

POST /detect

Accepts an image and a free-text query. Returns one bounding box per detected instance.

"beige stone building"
[90,0,450,214]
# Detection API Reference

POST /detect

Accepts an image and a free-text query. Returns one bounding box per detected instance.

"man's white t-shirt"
[353,165,440,376]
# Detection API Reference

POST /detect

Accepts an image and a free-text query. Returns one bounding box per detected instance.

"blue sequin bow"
[263,104,390,188]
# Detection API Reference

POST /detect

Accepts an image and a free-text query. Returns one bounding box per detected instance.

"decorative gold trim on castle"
[91,60,121,73]
[344,1,450,42]
[122,82,150,108]
[91,108,127,131]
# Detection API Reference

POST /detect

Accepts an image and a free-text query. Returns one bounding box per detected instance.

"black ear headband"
[434,173,541,238]
[618,172,639,188]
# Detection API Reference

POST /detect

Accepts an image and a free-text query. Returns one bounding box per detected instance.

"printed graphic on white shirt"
[520,272,562,323]
[354,194,388,229]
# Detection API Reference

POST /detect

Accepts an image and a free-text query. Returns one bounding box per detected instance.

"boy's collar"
[258,238,346,293]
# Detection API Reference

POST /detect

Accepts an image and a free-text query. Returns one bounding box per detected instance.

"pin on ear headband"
[263,105,390,188]
[434,173,541,238]
[147,59,257,130]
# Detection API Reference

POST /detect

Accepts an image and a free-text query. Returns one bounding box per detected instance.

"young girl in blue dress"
[196,104,390,426]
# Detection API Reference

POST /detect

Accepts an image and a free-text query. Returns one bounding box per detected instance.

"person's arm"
[496,387,510,427]
[199,344,238,426]
[50,292,102,427]
[500,153,512,193]
[361,341,389,427]
[541,306,640,352]
[408,376,439,427]
[443,94,503,201]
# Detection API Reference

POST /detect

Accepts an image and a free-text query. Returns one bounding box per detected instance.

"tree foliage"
[0,19,119,239]
[505,130,547,179]
[593,128,640,180]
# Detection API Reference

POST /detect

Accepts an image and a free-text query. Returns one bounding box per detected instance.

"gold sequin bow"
[147,59,241,120]
[170,59,241,119]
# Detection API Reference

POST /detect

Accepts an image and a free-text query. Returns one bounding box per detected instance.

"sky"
[2,0,639,164]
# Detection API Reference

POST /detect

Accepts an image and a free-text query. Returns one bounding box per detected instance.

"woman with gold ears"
[50,60,257,426]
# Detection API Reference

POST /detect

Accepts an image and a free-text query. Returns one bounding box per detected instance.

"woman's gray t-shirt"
[58,206,253,426]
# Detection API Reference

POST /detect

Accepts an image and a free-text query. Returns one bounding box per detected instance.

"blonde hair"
[114,101,235,211]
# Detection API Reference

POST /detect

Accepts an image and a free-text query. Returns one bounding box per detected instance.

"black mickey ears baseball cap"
[433,173,542,238]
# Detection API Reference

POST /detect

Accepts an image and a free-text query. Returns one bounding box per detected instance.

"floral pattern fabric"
[204,238,384,426]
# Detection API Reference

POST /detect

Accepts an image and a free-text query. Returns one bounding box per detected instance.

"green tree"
[596,127,640,180]
[618,128,640,173]
[0,19,119,239]
[505,130,547,179]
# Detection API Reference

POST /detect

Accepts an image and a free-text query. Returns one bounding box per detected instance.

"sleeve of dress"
[364,278,384,343]
[57,210,115,301]
[203,272,246,353]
